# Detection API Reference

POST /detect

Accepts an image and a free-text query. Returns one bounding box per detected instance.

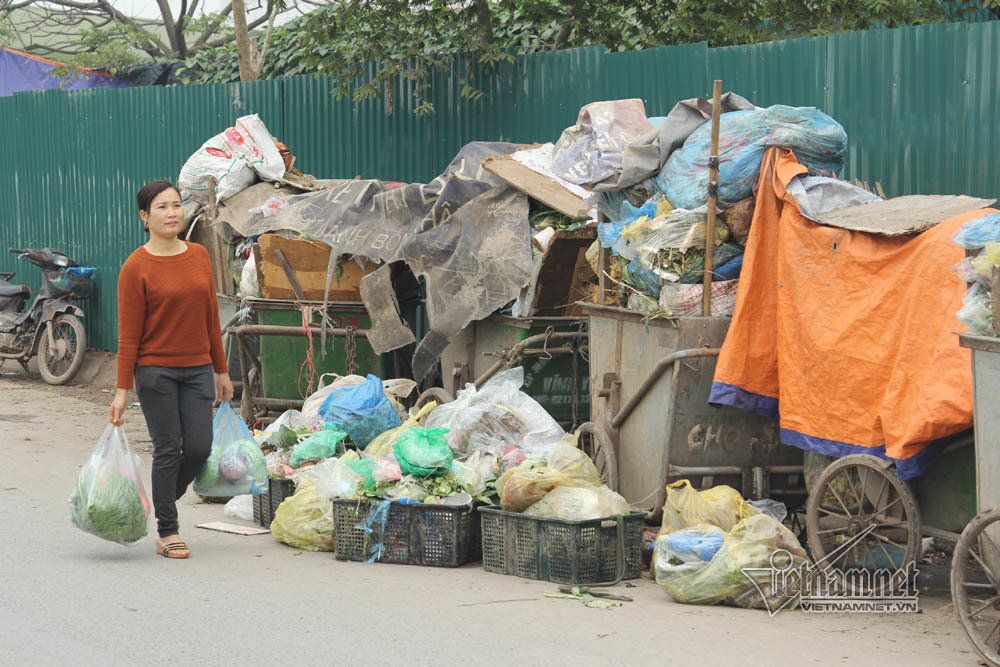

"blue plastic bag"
[598,199,658,249]
[319,375,402,448]
[952,213,1000,249]
[715,253,744,281]
[657,105,848,210]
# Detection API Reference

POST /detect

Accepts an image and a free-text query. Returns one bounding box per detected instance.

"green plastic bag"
[393,427,453,477]
[344,459,377,490]
[290,429,348,468]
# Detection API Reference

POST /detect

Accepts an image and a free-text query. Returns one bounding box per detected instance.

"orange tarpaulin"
[709,147,990,479]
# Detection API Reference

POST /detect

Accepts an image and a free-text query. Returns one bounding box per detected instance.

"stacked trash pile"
[953,213,1000,336]
[548,97,849,317]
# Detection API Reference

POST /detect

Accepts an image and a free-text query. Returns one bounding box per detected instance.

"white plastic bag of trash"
[223,494,254,522]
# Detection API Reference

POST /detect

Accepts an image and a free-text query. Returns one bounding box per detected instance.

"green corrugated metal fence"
[2,20,999,352]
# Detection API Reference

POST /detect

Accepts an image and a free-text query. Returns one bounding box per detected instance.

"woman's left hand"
[216,373,234,403]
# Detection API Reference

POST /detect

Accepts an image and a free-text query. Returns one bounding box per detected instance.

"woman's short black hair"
[137,180,180,213]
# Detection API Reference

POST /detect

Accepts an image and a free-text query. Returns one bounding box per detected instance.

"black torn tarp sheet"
[225,142,532,380]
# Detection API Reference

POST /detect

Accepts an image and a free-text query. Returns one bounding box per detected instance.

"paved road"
[0,373,979,666]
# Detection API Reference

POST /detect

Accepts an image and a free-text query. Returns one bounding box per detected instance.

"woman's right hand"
[109,389,129,425]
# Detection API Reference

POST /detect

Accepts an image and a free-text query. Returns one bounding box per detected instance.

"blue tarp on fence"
[0,46,126,96]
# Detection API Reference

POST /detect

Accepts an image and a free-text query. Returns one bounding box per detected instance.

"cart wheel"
[952,508,1000,667]
[806,454,921,576]
[576,421,618,493]
[415,387,453,409]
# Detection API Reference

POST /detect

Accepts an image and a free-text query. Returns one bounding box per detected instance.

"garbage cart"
[577,303,804,521]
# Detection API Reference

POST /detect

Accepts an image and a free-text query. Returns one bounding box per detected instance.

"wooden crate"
[254,234,378,301]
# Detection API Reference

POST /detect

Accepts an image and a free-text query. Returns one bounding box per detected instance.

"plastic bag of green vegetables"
[289,429,348,468]
[194,402,267,497]
[68,424,150,545]
[394,427,453,477]
[270,478,334,551]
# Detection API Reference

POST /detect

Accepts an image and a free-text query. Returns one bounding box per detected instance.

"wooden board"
[482,155,590,219]
[533,229,598,316]
[254,234,379,301]
[817,195,996,235]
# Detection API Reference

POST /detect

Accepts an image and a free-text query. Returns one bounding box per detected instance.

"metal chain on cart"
[345,326,358,375]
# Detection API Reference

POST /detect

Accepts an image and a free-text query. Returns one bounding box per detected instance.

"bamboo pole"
[702,80,723,317]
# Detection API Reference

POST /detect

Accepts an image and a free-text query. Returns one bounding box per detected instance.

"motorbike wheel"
[38,314,87,385]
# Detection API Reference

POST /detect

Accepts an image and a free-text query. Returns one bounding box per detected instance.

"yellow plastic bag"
[659,513,809,609]
[523,486,630,521]
[365,402,437,459]
[546,442,602,487]
[971,242,1000,275]
[269,479,334,552]
[660,479,755,535]
[497,466,576,512]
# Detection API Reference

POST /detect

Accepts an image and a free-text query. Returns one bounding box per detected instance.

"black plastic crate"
[331,498,480,567]
[478,507,645,585]
[254,478,296,528]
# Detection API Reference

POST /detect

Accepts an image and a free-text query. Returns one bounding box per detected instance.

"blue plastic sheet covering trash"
[319,374,403,448]
[598,199,658,249]
[953,213,1000,249]
[656,105,848,210]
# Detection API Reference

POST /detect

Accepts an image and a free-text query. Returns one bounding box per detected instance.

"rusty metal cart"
[226,297,386,425]
[799,333,999,665]
[576,303,804,521]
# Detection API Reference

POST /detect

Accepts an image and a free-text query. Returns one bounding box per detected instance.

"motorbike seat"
[0,281,30,298]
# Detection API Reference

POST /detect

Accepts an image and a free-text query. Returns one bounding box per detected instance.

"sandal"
[156,539,190,559]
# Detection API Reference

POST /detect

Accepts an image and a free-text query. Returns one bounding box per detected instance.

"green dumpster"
[254,300,389,400]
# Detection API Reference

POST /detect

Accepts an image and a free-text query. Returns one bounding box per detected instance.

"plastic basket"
[44,267,94,300]
[253,478,296,528]
[478,507,645,585]
[331,498,480,567]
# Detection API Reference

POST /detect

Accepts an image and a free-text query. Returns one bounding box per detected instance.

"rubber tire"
[805,453,921,570]
[575,421,618,492]
[38,314,86,385]
[951,508,1000,667]
[415,387,453,409]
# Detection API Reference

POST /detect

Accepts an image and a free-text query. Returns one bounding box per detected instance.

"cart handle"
[610,347,721,429]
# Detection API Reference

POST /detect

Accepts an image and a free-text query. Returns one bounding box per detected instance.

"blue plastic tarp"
[1,47,127,97]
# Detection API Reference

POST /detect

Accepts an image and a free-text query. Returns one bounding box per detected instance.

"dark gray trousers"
[134,364,215,538]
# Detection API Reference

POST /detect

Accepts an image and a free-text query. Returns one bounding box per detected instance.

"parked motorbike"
[0,247,91,384]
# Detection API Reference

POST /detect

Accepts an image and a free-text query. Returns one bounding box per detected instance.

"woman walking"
[109,179,233,559]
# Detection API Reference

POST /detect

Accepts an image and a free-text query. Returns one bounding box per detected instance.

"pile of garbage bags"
[552,97,848,318]
[653,480,808,610]
[952,213,1000,336]
[253,367,615,551]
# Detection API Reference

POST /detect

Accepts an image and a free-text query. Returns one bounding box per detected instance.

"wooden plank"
[532,229,597,316]
[255,233,378,301]
[565,246,598,317]
[994,266,1000,336]
[817,195,996,235]
[482,155,589,219]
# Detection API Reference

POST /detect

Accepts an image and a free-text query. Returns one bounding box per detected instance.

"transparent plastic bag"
[68,424,150,545]
[193,402,267,497]
[522,486,630,521]
[312,458,366,501]
[658,514,808,609]
[957,282,995,336]
[318,374,403,448]
[450,460,486,496]
[269,479,334,552]
[424,367,564,457]
[654,524,725,583]
[660,479,756,535]
[223,494,254,521]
